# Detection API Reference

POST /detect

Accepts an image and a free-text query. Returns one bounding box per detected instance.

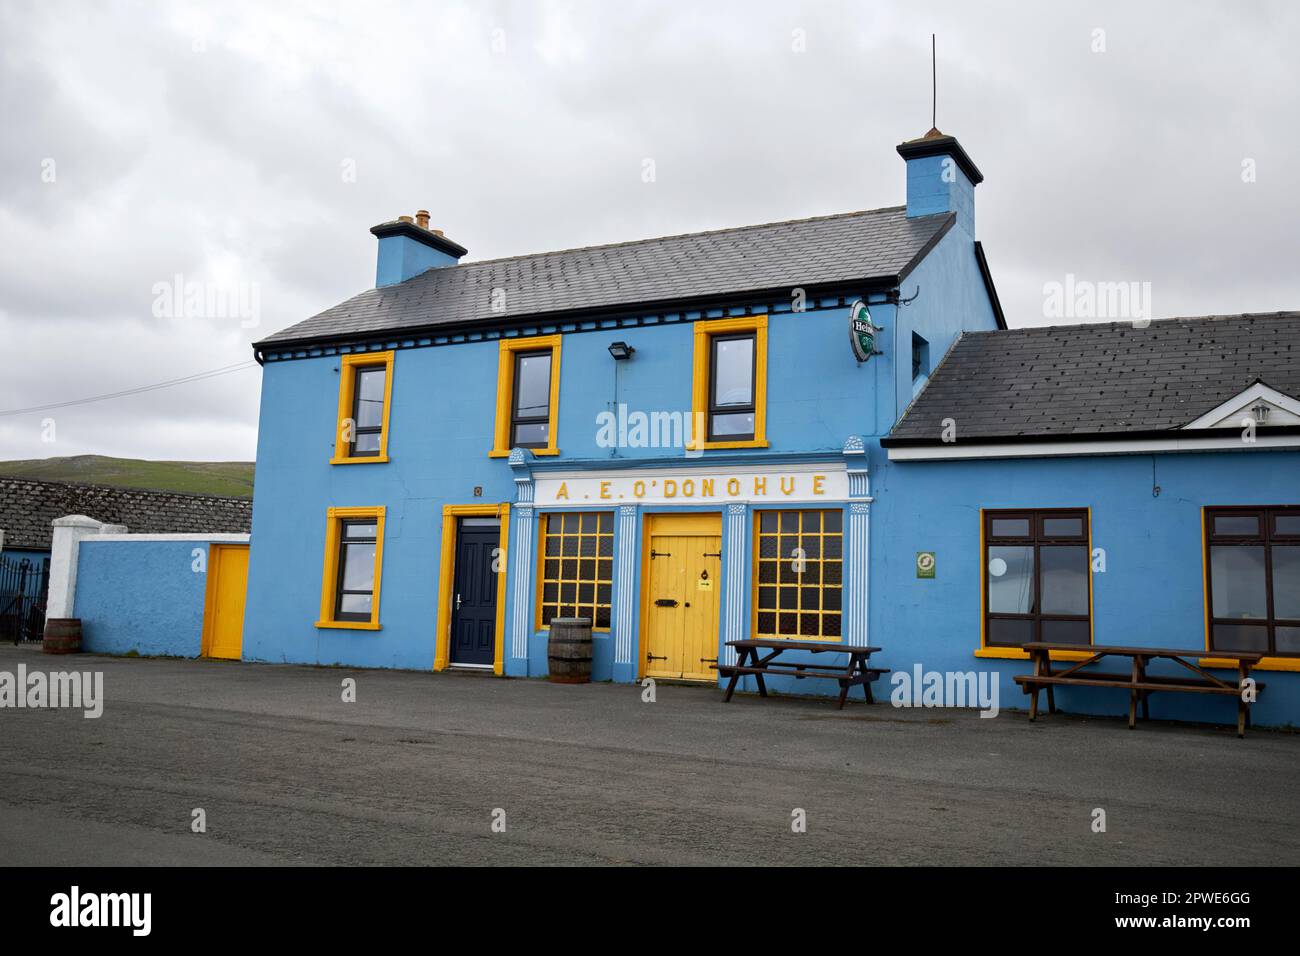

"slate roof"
[886,312,1300,444]
[257,206,954,348]
[0,478,253,551]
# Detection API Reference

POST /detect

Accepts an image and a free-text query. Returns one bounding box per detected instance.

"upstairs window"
[911,331,930,382]
[332,351,394,464]
[1205,507,1300,657]
[691,315,768,450]
[709,333,756,441]
[351,367,387,455]
[511,350,553,448]
[491,335,562,457]
[984,509,1091,648]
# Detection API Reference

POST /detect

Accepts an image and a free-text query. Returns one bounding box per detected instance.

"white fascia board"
[886,433,1300,461]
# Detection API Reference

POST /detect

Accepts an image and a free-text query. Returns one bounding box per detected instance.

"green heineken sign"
[849,299,882,363]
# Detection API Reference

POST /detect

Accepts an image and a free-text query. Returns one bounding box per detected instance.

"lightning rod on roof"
[931,34,937,131]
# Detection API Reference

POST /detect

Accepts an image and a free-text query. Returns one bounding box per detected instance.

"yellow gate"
[642,514,722,681]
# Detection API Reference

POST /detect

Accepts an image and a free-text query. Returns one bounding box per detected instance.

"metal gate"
[0,555,49,644]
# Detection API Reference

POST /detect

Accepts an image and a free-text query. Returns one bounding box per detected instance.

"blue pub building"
[243,130,1300,728]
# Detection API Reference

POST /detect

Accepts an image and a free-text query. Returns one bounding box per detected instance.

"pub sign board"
[849,299,883,363]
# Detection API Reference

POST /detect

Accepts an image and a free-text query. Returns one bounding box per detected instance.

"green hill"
[0,455,254,498]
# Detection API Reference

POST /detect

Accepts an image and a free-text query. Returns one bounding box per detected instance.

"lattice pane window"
[539,512,614,629]
[755,509,843,639]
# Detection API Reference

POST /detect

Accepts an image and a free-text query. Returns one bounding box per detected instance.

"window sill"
[690,439,770,452]
[489,448,561,458]
[315,620,382,631]
[329,455,389,465]
[974,646,1096,662]
[1200,656,1300,673]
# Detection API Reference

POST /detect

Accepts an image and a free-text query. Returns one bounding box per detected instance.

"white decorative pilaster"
[721,503,749,665]
[613,505,638,667]
[47,515,127,620]
[507,447,537,672]
[509,506,535,666]
[845,503,871,644]
[842,435,871,645]
[843,435,869,498]
[509,447,535,503]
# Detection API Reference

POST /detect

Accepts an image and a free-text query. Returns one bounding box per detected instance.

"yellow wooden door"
[204,545,249,660]
[644,514,722,681]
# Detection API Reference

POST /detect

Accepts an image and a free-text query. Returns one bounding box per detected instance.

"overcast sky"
[1,0,1296,463]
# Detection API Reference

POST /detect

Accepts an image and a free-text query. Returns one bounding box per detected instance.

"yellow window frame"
[750,508,844,642]
[434,503,510,674]
[490,335,562,458]
[973,507,1096,662]
[535,512,614,633]
[316,505,386,630]
[690,315,769,451]
[331,351,395,464]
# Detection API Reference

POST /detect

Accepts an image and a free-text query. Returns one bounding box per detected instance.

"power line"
[0,360,259,417]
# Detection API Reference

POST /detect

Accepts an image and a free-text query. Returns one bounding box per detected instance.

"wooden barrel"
[547,617,592,684]
[43,618,82,655]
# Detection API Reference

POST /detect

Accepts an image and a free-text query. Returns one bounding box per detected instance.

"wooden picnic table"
[716,639,887,709]
[1014,642,1265,737]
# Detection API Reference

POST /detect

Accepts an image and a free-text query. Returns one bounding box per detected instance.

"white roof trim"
[1183,382,1300,429]
[887,433,1300,461]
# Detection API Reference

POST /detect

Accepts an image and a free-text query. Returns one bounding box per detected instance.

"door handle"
[455,592,462,611]
[654,598,678,608]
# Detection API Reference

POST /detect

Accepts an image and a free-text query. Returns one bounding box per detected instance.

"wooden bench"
[1013,643,1264,737]
[716,639,888,709]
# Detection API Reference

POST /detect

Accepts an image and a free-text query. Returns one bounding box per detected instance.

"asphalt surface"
[0,644,1297,866]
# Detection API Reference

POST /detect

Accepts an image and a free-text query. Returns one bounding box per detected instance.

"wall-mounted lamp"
[1252,402,1270,425]
[608,341,635,361]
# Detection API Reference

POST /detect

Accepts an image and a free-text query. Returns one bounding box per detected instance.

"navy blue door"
[450,522,499,666]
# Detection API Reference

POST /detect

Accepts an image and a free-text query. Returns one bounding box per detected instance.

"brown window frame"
[983,508,1092,649]
[1204,505,1300,657]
